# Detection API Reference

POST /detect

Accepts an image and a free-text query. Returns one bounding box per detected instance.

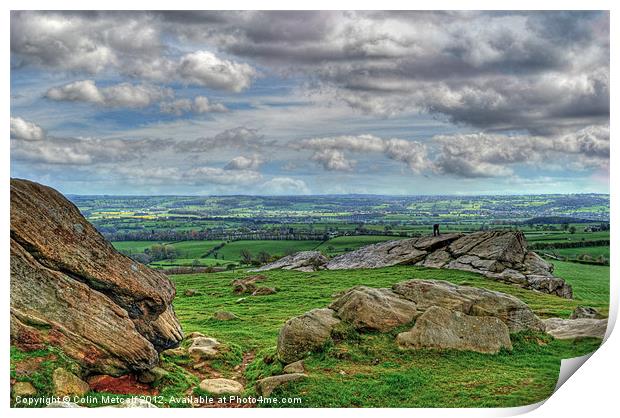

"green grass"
[551,246,610,259]
[13,256,609,407]
[170,263,609,351]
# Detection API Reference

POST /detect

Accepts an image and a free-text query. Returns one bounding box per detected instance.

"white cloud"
[160,96,228,115]
[185,166,262,185]
[298,134,428,173]
[224,155,263,170]
[260,177,310,195]
[10,117,46,140]
[46,80,172,108]
[178,51,255,92]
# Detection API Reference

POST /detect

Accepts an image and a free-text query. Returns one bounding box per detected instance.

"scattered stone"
[252,287,278,296]
[570,306,605,319]
[161,346,186,357]
[52,368,89,398]
[329,286,419,332]
[12,381,37,398]
[544,318,607,339]
[199,378,244,395]
[283,360,305,374]
[235,297,247,304]
[213,311,240,321]
[251,251,328,272]
[392,280,545,332]
[137,366,169,384]
[231,275,267,294]
[184,289,200,297]
[397,306,512,354]
[187,331,206,339]
[114,398,158,408]
[256,373,306,397]
[10,178,183,375]
[277,308,341,363]
[46,401,82,408]
[188,337,221,361]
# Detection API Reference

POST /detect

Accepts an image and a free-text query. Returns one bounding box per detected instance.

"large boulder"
[277,308,341,363]
[329,286,419,332]
[254,230,572,298]
[10,179,183,375]
[392,280,544,332]
[251,251,328,272]
[325,234,463,270]
[543,318,607,340]
[396,306,512,354]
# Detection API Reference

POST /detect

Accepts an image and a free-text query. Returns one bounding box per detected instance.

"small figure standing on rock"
[433,224,440,237]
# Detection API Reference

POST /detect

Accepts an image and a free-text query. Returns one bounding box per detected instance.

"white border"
[2,2,617,417]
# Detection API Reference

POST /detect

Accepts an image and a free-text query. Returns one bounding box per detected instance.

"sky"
[9,11,610,196]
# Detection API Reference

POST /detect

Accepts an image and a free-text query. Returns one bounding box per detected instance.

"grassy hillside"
[159,260,608,407]
[13,250,608,407]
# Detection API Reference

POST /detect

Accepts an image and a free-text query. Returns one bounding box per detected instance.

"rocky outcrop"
[231,274,266,294]
[544,318,607,339]
[256,230,572,298]
[570,306,605,319]
[329,286,419,332]
[396,306,513,354]
[251,251,328,272]
[277,308,341,363]
[392,280,544,332]
[276,279,541,363]
[10,179,183,375]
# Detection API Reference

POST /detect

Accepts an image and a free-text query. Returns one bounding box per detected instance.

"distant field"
[112,236,415,267]
[316,235,406,255]
[551,246,610,260]
[525,230,609,244]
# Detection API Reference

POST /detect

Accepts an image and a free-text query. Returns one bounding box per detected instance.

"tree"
[257,251,271,264]
[240,249,253,265]
[569,226,577,234]
[562,223,569,231]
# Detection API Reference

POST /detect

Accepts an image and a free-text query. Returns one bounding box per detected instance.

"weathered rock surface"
[12,381,37,398]
[256,373,306,397]
[251,251,328,272]
[213,311,240,321]
[326,234,463,270]
[252,287,278,296]
[329,286,419,332]
[283,360,305,374]
[10,179,183,375]
[544,318,607,340]
[114,398,158,408]
[397,306,512,354]
[199,378,244,395]
[570,306,605,319]
[277,308,341,363]
[255,230,572,298]
[392,280,544,332]
[188,337,221,361]
[52,368,89,397]
[231,274,266,294]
